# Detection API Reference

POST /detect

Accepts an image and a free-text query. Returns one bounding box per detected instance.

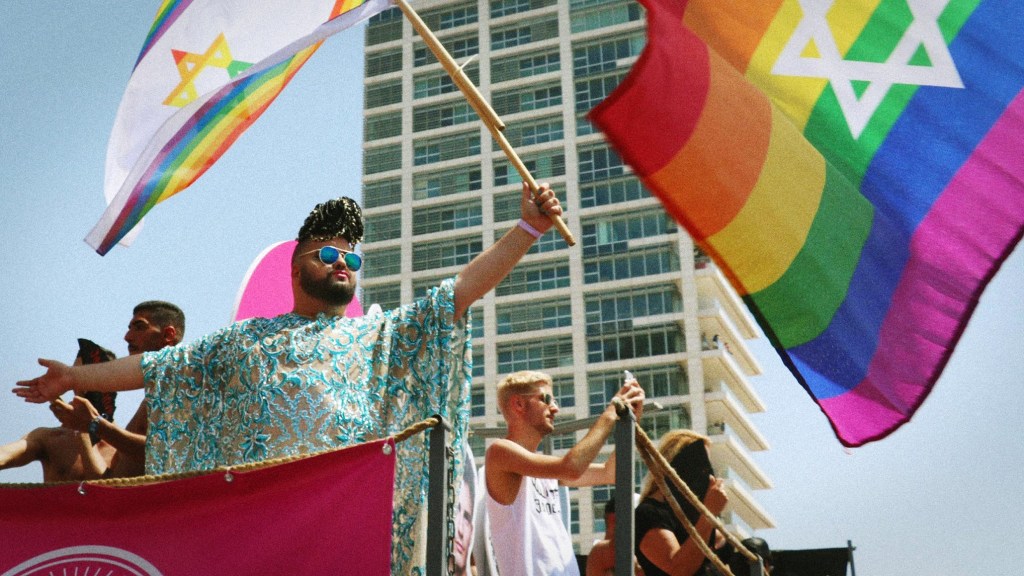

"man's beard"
[299,268,355,306]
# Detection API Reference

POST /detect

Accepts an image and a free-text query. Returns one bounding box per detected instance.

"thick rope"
[0,415,444,490]
[617,400,763,575]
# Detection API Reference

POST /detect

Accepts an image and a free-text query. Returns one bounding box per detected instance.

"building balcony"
[703,356,765,414]
[707,434,772,493]
[705,391,769,452]
[694,263,760,339]
[722,476,775,531]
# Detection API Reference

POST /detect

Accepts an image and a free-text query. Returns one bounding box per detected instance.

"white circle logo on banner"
[1,546,163,576]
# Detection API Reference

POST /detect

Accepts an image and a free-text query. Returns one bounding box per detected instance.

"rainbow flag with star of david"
[590,0,1024,446]
[86,0,392,255]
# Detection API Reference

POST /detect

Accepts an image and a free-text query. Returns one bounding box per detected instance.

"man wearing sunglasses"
[484,370,644,576]
[14,183,562,576]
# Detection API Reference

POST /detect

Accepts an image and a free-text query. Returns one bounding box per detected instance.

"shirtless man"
[0,340,117,482]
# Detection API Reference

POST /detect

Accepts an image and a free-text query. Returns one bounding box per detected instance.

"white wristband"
[517,219,542,239]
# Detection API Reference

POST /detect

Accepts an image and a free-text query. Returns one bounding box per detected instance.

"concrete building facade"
[360,0,774,552]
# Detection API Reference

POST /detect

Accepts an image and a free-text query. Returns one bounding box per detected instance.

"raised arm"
[638,476,729,576]
[453,182,562,319]
[13,356,145,403]
[486,382,644,503]
[564,377,645,487]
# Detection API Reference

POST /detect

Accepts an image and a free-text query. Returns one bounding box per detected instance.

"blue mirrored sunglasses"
[301,246,363,271]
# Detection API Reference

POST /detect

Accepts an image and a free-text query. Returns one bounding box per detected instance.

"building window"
[496,262,571,296]
[570,1,643,33]
[491,16,559,50]
[583,245,679,284]
[552,375,576,409]
[413,166,483,199]
[499,116,564,149]
[589,366,688,412]
[471,385,486,417]
[364,211,402,242]
[366,8,403,45]
[494,150,565,186]
[496,297,573,334]
[470,306,485,339]
[490,0,557,18]
[581,209,677,256]
[422,2,478,30]
[586,324,684,363]
[592,485,613,533]
[497,336,574,373]
[575,71,629,112]
[572,33,646,77]
[412,237,483,271]
[473,350,485,378]
[492,49,560,83]
[550,430,576,451]
[578,145,627,183]
[360,284,400,311]
[365,79,402,108]
[365,111,403,141]
[415,34,479,66]
[641,406,692,440]
[361,247,401,278]
[363,178,402,209]
[493,82,562,116]
[584,285,682,336]
[413,131,480,166]
[469,434,486,459]
[414,66,480,99]
[413,100,476,132]
[588,371,624,416]
[364,144,402,175]
[580,176,648,208]
[366,50,403,77]
[413,201,483,235]
[528,230,566,255]
[413,275,452,298]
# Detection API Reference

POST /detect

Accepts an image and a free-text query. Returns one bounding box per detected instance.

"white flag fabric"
[87,0,392,255]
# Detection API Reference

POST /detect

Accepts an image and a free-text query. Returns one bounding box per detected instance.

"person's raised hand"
[704,475,728,516]
[50,395,99,432]
[520,182,563,233]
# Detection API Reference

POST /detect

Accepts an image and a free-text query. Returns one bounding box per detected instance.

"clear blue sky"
[2,3,1022,575]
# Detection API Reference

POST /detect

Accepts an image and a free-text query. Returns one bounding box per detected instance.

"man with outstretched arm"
[14,182,562,576]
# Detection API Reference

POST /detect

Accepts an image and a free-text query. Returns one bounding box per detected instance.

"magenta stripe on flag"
[821,89,1024,444]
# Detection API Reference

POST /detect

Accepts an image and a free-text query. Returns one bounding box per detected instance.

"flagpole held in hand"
[393,0,576,246]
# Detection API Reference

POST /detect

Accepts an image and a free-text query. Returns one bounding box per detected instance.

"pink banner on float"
[0,439,395,575]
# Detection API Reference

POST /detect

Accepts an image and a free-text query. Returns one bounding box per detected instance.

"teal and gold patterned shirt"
[142,278,471,575]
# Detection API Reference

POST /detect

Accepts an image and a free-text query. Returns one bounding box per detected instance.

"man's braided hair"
[296,196,364,244]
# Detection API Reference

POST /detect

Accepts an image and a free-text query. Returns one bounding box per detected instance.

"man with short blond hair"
[485,370,644,576]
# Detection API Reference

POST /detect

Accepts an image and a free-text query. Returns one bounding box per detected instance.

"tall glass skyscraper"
[361,0,774,551]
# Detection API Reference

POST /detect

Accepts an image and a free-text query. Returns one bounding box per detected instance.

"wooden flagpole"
[393,0,576,246]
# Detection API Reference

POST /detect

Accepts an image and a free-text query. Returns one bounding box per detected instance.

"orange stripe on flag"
[707,105,826,294]
[648,53,771,239]
[683,0,783,74]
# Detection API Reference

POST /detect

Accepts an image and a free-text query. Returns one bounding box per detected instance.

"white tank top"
[486,476,579,576]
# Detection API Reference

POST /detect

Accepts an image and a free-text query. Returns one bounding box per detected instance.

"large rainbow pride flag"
[86,0,391,255]
[591,0,1024,446]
